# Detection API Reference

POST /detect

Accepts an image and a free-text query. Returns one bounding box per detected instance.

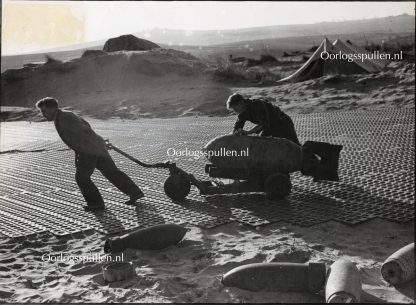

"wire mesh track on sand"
[0,109,414,237]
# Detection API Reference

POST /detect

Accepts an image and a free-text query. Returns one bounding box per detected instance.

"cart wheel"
[164,172,191,200]
[264,173,292,200]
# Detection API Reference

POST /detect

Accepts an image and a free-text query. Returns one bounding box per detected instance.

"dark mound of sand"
[1,48,232,120]
[103,34,160,52]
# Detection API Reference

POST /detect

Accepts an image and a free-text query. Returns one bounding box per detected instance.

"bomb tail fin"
[301,141,343,181]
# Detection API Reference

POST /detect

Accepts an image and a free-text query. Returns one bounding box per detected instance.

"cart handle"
[105,140,172,169]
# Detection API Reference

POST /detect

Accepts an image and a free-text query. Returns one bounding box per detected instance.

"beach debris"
[381,242,414,285]
[104,224,187,253]
[221,262,326,292]
[102,262,135,282]
[325,259,362,303]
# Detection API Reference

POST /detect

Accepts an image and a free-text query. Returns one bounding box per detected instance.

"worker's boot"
[124,191,145,205]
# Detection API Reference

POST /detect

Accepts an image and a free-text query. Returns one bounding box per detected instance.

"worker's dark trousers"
[75,153,142,206]
[263,113,301,145]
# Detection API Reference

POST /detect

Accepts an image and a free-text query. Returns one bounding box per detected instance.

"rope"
[0,148,70,155]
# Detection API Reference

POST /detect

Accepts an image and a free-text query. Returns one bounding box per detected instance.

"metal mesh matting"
[0,108,414,237]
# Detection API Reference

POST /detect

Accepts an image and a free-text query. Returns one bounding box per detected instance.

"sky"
[2,1,415,55]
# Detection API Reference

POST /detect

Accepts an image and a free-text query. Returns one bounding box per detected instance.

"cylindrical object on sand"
[325,259,362,303]
[204,135,303,175]
[104,224,187,253]
[102,262,134,282]
[221,262,326,292]
[381,243,414,285]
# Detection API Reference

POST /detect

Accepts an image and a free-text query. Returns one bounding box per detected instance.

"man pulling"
[36,97,144,211]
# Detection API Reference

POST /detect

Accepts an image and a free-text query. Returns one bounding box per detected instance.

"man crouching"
[36,97,144,211]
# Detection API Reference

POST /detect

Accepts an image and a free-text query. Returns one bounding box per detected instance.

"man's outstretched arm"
[233,117,246,133]
[247,124,263,135]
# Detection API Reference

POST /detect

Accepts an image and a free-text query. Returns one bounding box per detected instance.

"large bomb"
[325,259,362,303]
[381,243,414,285]
[204,135,302,177]
[203,135,342,182]
[222,262,327,292]
[104,224,187,253]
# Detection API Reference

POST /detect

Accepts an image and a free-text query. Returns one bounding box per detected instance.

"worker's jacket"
[233,99,284,136]
[233,99,300,144]
[54,109,108,157]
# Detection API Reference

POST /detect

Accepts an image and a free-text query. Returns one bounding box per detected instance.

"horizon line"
[2,12,415,56]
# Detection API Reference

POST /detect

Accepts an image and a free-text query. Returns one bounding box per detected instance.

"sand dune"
[1,51,414,121]
[235,61,415,114]
[1,49,232,119]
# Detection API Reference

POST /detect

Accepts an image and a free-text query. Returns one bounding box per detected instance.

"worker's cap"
[226,93,245,109]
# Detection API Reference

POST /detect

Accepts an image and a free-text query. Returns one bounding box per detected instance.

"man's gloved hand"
[234,129,248,136]
[104,139,113,150]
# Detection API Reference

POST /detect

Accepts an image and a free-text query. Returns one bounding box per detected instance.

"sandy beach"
[0,107,414,303]
[0,219,413,303]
